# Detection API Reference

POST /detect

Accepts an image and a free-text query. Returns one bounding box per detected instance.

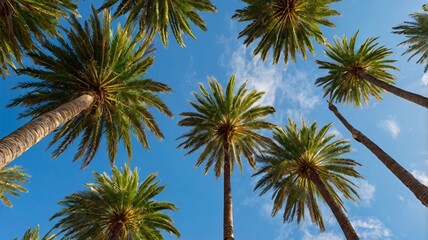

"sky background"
[1,0,427,239]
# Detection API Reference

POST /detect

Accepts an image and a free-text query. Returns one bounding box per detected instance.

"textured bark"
[0,94,94,169]
[223,140,234,240]
[329,103,428,207]
[360,72,428,108]
[308,169,359,240]
[110,223,123,240]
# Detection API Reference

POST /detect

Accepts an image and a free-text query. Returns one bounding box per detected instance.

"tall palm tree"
[178,75,275,240]
[254,119,361,240]
[0,0,77,78]
[51,164,180,239]
[328,103,428,207]
[233,0,340,64]
[316,31,428,108]
[0,7,172,169]
[393,12,428,72]
[0,165,29,207]
[98,0,217,47]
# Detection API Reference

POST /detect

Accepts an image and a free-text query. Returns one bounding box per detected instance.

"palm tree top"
[98,0,217,47]
[233,0,340,64]
[254,119,362,231]
[0,0,77,78]
[178,75,275,177]
[0,165,29,208]
[9,7,173,168]
[393,12,428,71]
[316,31,398,107]
[51,164,180,239]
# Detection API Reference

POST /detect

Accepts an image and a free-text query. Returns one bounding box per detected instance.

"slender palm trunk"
[0,94,95,169]
[308,169,359,240]
[110,223,123,240]
[329,103,428,207]
[360,72,428,108]
[223,141,234,240]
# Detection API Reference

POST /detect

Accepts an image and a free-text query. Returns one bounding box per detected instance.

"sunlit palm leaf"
[233,0,340,64]
[0,0,77,78]
[316,32,398,107]
[0,165,29,207]
[51,164,180,239]
[9,7,172,168]
[178,75,275,177]
[99,0,217,47]
[254,119,362,231]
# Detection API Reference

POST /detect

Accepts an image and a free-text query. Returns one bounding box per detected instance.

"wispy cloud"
[351,217,392,240]
[302,229,343,240]
[328,127,343,138]
[378,117,400,138]
[411,170,428,186]
[222,41,320,124]
[421,72,428,86]
[357,180,376,206]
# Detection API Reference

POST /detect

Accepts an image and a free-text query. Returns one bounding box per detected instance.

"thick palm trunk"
[308,169,359,240]
[329,103,428,207]
[360,72,428,108]
[223,141,234,240]
[110,223,123,240]
[0,94,94,169]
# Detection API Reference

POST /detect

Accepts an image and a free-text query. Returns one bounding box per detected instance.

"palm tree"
[14,225,56,240]
[98,0,217,47]
[393,12,428,72]
[328,103,428,207]
[0,165,29,207]
[0,0,77,78]
[316,32,428,108]
[233,0,340,64]
[0,7,172,169]
[51,164,180,240]
[178,75,275,240]
[254,119,361,240]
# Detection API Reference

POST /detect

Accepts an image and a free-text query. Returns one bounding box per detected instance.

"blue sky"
[1,0,427,239]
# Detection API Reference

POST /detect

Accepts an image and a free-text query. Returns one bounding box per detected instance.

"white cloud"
[328,127,343,138]
[223,43,320,124]
[378,117,400,138]
[302,230,343,240]
[351,217,392,240]
[357,180,376,206]
[421,72,428,86]
[398,195,405,202]
[411,170,428,186]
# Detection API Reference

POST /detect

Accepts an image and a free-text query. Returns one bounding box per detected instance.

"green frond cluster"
[99,0,217,47]
[0,0,77,78]
[178,75,275,178]
[254,119,362,231]
[393,13,428,71]
[316,32,398,107]
[51,164,180,239]
[9,7,172,168]
[0,165,29,207]
[233,0,340,64]
[14,225,56,240]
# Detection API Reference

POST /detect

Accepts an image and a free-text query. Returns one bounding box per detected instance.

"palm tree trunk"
[0,94,94,169]
[329,103,428,207]
[223,141,234,240]
[110,223,123,240]
[308,169,359,240]
[360,72,428,108]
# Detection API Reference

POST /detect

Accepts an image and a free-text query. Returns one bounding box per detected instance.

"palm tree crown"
[316,32,398,107]
[0,0,77,78]
[254,119,362,231]
[178,75,275,177]
[9,8,172,168]
[99,0,217,47]
[0,165,29,207]
[393,13,428,71]
[233,0,340,64]
[51,164,180,240]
